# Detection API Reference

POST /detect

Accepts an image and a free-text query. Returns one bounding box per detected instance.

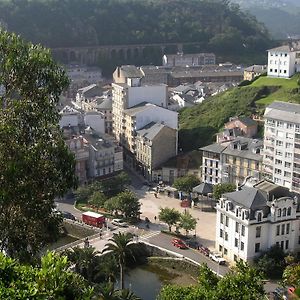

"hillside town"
[2,8,300,298]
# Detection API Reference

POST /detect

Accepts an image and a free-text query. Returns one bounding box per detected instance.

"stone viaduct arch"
[50,42,193,65]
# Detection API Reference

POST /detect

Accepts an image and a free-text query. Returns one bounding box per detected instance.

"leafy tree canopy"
[0,30,76,262]
[0,251,93,299]
[158,207,181,232]
[213,183,236,199]
[179,211,197,236]
[0,0,272,56]
[173,175,200,193]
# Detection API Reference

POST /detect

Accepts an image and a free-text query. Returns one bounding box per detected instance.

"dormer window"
[287,207,291,216]
[282,208,287,217]
[277,208,282,217]
[257,212,262,222]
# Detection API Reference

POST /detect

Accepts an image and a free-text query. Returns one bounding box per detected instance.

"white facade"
[263,101,300,193]
[127,84,167,108]
[215,184,300,263]
[134,104,178,131]
[267,45,300,78]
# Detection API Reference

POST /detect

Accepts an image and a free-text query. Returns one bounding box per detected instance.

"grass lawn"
[251,74,300,88]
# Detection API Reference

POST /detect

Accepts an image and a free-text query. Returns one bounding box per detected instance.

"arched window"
[282,208,287,217]
[277,208,282,217]
[257,212,262,222]
[287,207,292,216]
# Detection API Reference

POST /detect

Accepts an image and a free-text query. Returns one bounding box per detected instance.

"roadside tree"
[0,30,77,262]
[212,183,235,199]
[102,232,134,290]
[179,211,197,236]
[116,190,140,219]
[158,207,181,232]
[173,175,200,193]
[88,192,106,212]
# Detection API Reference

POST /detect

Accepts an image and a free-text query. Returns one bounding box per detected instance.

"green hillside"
[179,74,300,151]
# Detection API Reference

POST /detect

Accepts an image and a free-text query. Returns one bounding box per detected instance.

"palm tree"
[102,232,134,289]
[64,246,101,284]
[114,289,141,300]
[98,283,141,300]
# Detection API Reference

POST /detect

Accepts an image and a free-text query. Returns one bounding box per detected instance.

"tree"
[213,183,236,199]
[179,211,197,236]
[216,260,265,300]
[115,190,140,219]
[0,30,77,262]
[102,232,134,290]
[173,175,200,193]
[0,251,93,299]
[88,192,106,212]
[158,207,181,232]
[64,246,102,285]
[104,197,120,216]
[283,263,300,288]
[198,264,219,290]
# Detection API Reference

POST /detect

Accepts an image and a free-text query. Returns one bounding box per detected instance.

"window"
[285,162,291,168]
[235,238,238,247]
[276,140,283,146]
[256,226,261,238]
[255,243,260,253]
[275,159,282,165]
[275,168,282,175]
[241,242,244,251]
[286,223,290,234]
[219,245,223,252]
[287,123,294,130]
[225,216,229,227]
[285,240,289,249]
[277,209,282,217]
[270,68,273,72]
[225,232,228,241]
[284,171,291,177]
[220,229,223,238]
[283,208,287,217]
[235,222,239,233]
[286,142,293,149]
[281,224,285,235]
[276,150,283,157]
[257,213,262,222]
[236,209,239,217]
[224,248,228,255]
[276,225,280,236]
[220,213,224,224]
[287,207,292,216]
[241,225,245,236]
[285,152,292,159]
[281,241,284,249]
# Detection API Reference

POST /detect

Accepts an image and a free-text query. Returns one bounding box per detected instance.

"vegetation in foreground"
[179,73,300,151]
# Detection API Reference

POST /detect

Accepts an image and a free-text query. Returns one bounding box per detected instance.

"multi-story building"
[162,52,216,67]
[267,42,300,78]
[216,179,300,262]
[224,116,258,138]
[134,122,177,181]
[60,108,123,184]
[201,137,263,185]
[112,66,178,180]
[263,101,300,193]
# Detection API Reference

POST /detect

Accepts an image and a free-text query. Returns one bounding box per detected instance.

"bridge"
[51,42,201,65]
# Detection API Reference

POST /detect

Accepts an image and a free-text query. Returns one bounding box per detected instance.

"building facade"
[216,180,300,262]
[201,137,263,185]
[162,53,216,67]
[267,43,300,78]
[263,101,300,193]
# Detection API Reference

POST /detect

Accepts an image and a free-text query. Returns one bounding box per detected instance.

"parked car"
[209,252,226,265]
[185,239,199,249]
[172,238,188,249]
[111,219,128,227]
[61,211,76,221]
[199,245,210,256]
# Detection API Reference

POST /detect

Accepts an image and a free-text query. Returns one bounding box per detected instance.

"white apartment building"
[216,180,300,263]
[162,52,216,67]
[267,43,300,78]
[263,101,300,193]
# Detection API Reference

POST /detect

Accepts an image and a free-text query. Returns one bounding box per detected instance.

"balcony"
[264,130,276,138]
[293,167,300,174]
[264,148,274,155]
[264,139,274,147]
[263,165,273,174]
[294,147,300,154]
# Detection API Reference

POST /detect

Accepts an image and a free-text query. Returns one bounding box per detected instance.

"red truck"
[82,211,106,228]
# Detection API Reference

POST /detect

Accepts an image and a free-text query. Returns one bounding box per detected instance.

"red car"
[199,245,210,256]
[172,238,188,249]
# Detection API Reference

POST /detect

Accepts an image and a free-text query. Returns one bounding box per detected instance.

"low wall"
[63,220,98,239]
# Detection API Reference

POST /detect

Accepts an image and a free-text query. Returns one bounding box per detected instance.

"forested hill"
[0,0,272,56]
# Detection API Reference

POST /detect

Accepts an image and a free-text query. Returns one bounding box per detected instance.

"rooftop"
[124,102,153,116]
[264,101,300,123]
[136,122,166,141]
